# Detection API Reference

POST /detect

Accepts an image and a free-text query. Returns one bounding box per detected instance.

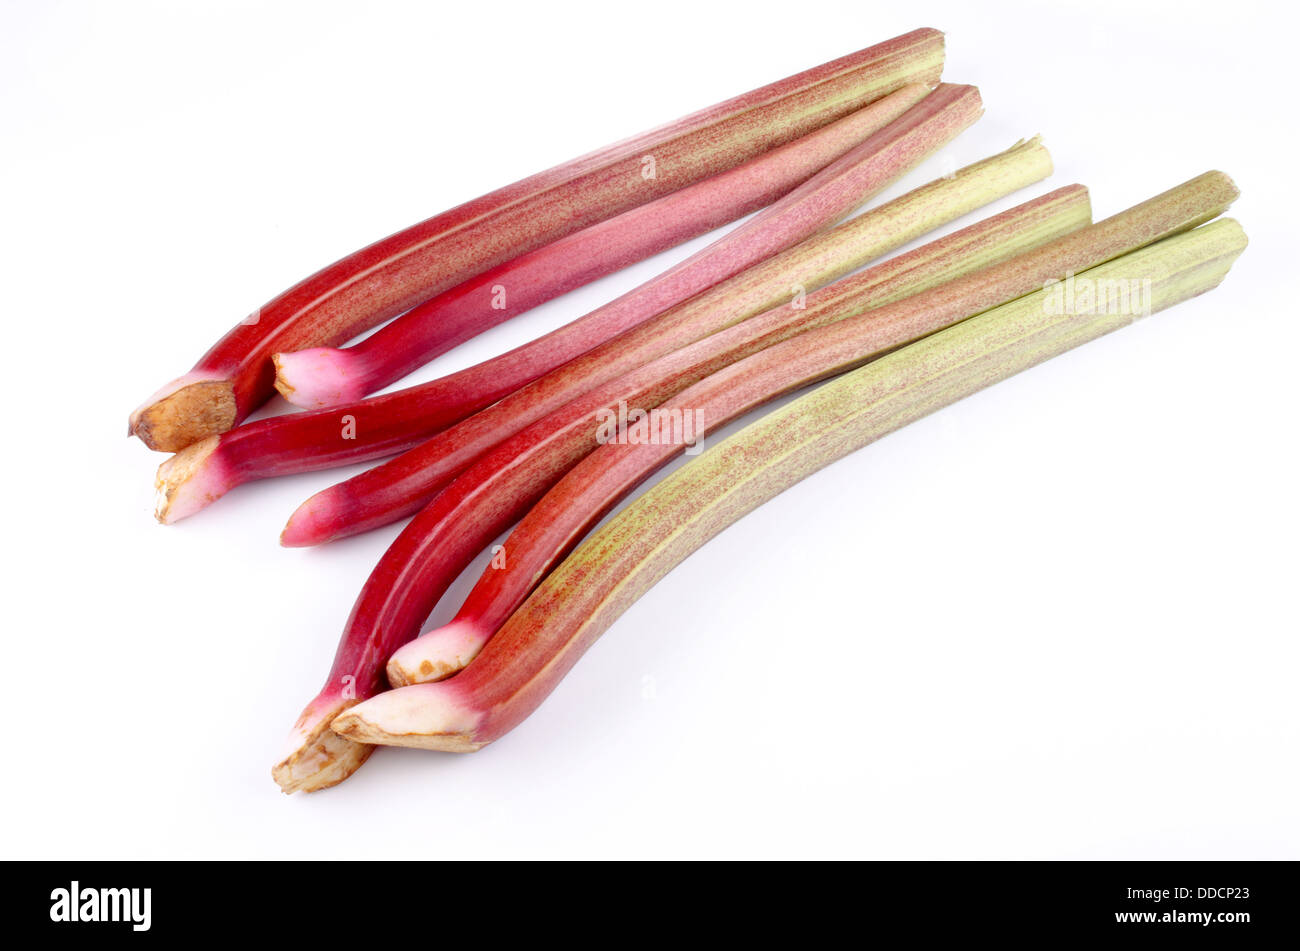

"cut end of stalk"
[1004,135,1049,175]
[129,374,237,453]
[154,435,236,524]
[386,619,488,687]
[1179,170,1240,224]
[1208,169,1239,195]
[280,492,343,548]
[272,348,369,409]
[329,684,485,752]
[273,697,374,794]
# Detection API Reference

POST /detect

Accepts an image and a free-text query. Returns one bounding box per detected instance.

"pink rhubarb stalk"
[159,85,988,526]
[385,171,1239,685]
[334,217,1249,754]
[271,166,1083,794]
[128,29,945,453]
[272,85,933,409]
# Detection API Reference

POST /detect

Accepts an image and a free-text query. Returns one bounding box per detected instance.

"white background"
[2,0,1296,859]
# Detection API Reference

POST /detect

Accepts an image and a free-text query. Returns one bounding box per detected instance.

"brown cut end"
[129,380,237,452]
[330,712,484,753]
[270,353,296,402]
[273,716,375,794]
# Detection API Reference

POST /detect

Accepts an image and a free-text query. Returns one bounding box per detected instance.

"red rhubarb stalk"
[277,91,1004,545]
[159,85,987,526]
[272,84,933,409]
[271,159,1077,794]
[128,29,945,452]
[333,217,1248,754]
[383,171,1240,686]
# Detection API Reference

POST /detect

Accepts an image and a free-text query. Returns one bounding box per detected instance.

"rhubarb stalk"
[333,217,1249,753]
[272,84,932,409]
[160,86,991,526]
[128,29,945,452]
[272,167,1090,793]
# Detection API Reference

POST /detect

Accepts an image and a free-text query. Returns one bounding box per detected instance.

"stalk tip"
[386,619,488,686]
[154,435,233,523]
[280,493,339,547]
[272,347,367,409]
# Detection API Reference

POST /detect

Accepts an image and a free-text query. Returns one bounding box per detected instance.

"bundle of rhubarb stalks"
[131,28,1248,793]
